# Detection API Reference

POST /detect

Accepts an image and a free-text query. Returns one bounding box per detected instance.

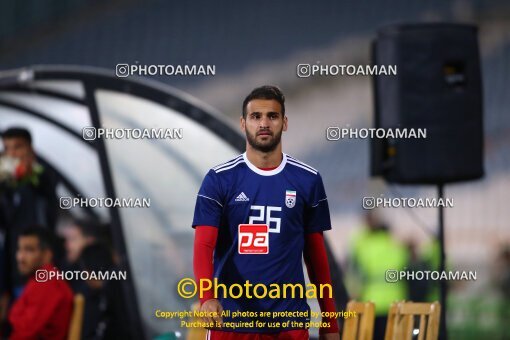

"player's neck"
[245,145,283,169]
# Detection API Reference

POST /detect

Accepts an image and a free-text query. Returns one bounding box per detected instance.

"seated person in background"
[78,243,129,340]
[7,227,73,340]
[62,218,101,267]
[61,218,104,296]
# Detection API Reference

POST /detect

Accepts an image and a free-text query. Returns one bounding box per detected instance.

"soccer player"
[193,86,340,340]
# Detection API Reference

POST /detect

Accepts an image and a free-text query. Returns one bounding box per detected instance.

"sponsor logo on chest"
[238,224,269,254]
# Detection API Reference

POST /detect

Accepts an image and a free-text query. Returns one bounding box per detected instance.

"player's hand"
[200,299,223,327]
[319,332,340,340]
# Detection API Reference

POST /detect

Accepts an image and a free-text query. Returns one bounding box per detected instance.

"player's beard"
[245,128,283,153]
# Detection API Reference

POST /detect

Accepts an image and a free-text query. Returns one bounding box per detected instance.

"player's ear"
[240,116,246,132]
[283,115,288,132]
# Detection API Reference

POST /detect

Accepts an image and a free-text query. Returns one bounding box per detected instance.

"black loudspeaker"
[371,24,484,184]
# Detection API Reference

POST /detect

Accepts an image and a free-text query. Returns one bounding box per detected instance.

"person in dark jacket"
[78,243,130,339]
[0,127,58,301]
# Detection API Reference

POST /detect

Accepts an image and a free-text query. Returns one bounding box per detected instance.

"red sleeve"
[304,232,340,335]
[8,281,66,339]
[193,225,218,305]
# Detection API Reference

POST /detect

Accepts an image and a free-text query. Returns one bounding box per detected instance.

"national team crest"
[285,190,296,208]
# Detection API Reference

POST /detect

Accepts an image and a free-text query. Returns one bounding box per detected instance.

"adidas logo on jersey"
[235,192,250,202]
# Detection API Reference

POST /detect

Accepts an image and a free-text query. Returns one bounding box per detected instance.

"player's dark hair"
[1,127,32,144]
[242,85,285,118]
[19,226,54,252]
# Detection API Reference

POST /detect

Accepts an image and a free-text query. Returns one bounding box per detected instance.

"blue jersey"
[192,152,331,333]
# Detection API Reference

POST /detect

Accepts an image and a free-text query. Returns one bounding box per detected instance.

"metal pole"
[438,183,447,340]
[84,84,145,339]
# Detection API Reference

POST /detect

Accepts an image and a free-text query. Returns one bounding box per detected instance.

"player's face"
[241,99,287,153]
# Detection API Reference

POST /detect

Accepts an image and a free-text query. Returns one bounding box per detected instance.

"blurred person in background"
[5,227,73,340]
[0,127,58,304]
[78,242,129,340]
[494,244,510,339]
[60,218,104,301]
[61,219,102,268]
[421,238,441,302]
[405,240,429,302]
[0,228,6,329]
[347,210,408,340]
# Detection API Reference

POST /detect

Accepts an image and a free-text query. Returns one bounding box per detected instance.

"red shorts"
[207,329,309,340]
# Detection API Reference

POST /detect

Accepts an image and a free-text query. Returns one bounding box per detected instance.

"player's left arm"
[304,232,340,339]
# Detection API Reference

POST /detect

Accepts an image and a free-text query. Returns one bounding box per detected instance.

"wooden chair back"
[342,300,375,340]
[68,294,85,340]
[385,301,441,340]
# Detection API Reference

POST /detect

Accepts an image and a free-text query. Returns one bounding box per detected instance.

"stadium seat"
[341,300,375,340]
[384,301,441,340]
[68,294,85,340]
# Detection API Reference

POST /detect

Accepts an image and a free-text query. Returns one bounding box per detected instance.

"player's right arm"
[193,226,223,326]
[192,170,225,326]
